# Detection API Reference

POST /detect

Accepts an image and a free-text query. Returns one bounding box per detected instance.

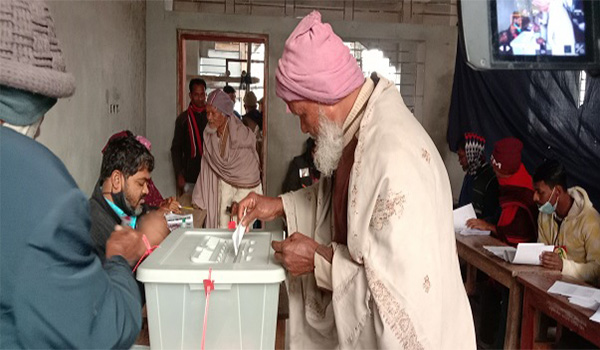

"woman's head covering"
[464,132,486,175]
[491,137,523,175]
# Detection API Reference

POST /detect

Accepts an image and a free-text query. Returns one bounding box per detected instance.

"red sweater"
[496,164,538,246]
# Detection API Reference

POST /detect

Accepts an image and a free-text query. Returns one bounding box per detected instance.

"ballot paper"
[454,204,475,231]
[164,213,194,231]
[231,223,246,256]
[460,227,492,236]
[484,246,515,258]
[547,281,600,323]
[568,296,600,310]
[483,243,554,265]
[231,208,247,256]
[453,204,490,236]
[547,281,600,303]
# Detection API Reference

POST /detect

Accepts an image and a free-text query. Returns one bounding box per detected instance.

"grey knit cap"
[207,89,235,118]
[0,0,75,98]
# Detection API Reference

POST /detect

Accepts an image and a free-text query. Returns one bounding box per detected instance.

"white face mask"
[2,117,44,139]
[538,187,559,215]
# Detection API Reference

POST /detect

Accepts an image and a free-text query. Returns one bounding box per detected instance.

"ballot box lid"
[136,228,286,284]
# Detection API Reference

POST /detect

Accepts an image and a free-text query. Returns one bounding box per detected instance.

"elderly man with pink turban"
[236,11,475,349]
[192,89,262,228]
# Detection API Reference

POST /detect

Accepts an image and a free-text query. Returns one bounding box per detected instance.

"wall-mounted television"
[460,0,600,70]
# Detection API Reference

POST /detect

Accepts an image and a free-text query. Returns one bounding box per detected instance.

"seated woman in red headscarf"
[467,137,538,246]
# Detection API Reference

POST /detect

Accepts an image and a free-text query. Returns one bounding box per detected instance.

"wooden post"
[520,288,535,349]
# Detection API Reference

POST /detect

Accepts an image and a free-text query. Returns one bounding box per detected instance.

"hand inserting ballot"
[235,192,285,230]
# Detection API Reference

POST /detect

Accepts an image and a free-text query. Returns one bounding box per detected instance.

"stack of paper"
[453,204,490,236]
[483,243,554,265]
[165,213,194,231]
[548,281,600,301]
[547,281,600,323]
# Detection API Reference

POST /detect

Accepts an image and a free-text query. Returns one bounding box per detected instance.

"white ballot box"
[136,228,286,349]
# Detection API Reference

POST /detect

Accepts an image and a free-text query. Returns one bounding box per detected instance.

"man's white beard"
[314,110,344,177]
[205,125,217,134]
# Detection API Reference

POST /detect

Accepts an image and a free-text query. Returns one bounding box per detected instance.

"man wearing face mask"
[0,0,145,347]
[89,135,170,261]
[533,160,600,285]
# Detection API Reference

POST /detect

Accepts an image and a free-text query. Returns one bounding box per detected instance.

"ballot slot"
[190,236,257,264]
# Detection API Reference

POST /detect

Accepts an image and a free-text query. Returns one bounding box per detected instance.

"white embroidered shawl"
[280,76,476,349]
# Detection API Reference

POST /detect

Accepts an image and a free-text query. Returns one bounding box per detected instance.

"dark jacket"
[171,109,208,183]
[459,163,500,223]
[0,127,141,348]
[242,109,263,131]
[282,145,320,193]
[89,182,123,260]
[89,181,147,302]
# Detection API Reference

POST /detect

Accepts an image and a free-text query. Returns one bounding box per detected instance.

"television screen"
[459,0,600,70]
[492,0,588,59]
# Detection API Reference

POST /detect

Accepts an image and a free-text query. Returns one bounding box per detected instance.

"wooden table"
[519,273,600,349]
[455,233,560,349]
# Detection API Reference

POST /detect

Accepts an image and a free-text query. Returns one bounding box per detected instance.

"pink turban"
[276,11,365,105]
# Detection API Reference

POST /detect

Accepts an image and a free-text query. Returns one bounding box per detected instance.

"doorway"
[177,30,269,200]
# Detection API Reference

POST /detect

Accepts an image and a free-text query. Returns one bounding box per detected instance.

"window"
[344,40,423,117]
[344,41,401,91]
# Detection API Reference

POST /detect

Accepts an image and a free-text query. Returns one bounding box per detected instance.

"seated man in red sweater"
[467,137,538,245]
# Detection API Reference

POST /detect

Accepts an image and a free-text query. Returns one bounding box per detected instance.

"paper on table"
[548,281,600,322]
[568,296,600,310]
[484,245,516,260]
[453,204,476,232]
[512,243,554,265]
[164,213,194,231]
[483,243,554,265]
[548,281,600,302]
[460,228,491,236]
[591,307,600,324]
[453,204,490,236]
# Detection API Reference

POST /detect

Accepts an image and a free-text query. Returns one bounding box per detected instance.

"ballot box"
[136,228,285,349]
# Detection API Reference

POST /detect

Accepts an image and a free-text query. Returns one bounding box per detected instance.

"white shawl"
[281,75,476,349]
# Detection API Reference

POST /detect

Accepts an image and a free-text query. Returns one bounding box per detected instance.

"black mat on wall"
[447,39,600,206]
